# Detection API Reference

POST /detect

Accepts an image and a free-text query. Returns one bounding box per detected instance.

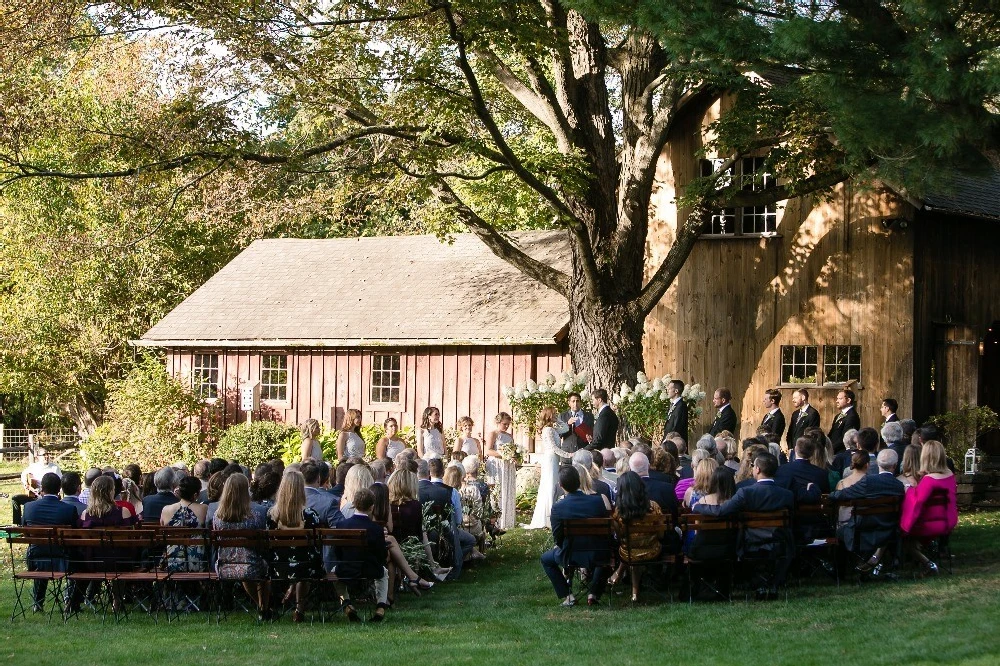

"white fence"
[0,425,81,460]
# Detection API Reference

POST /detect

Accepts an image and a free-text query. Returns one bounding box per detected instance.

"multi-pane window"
[699,157,777,235]
[824,345,862,384]
[779,345,863,386]
[192,354,219,399]
[370,354,401,404]
[261,354,288,401]
[780,345,818,385]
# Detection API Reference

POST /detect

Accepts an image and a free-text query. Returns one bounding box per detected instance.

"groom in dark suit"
[588,389,619,450]
[559,392,594,467]
[829,389,861,453]
[540,467,611,606]
[662,379,688,443]
[760,389,786,442]
[708,387,738,437]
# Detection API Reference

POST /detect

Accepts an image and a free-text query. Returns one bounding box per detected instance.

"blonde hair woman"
[339,464,375,519]
[453,416,482,458]
[900,441,957,575]
[300,418,323,461]
[266,470,323,622]
[683,457,718,509]
[575,462,611,511]
[79,476,134,610]
[337,409,366,461]
[213,473,270,620]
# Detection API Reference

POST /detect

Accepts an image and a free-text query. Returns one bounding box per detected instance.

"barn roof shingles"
[138,231,571,347]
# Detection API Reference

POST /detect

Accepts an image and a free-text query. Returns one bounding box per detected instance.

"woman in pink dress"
[900,440,958,575]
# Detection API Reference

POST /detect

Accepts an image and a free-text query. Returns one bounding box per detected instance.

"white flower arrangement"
[503,368,589,437]
[613,371,706,441]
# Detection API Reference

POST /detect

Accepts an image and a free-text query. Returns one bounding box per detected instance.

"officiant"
[558,392,594,467]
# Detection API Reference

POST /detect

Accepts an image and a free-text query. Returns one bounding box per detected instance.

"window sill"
[776,383,863,390]
[699,232,783,240]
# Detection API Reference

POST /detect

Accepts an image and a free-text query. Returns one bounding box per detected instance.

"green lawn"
[2,465,998,666]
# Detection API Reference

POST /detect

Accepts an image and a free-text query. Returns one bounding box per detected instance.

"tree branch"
[431,180,570,297]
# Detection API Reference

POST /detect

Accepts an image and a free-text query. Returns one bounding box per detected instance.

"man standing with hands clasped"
[662,380,688,444]
[829,389,861,453]
[559,392,593,467]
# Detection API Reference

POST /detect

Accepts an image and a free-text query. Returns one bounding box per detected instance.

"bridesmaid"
[336,409,366,461]
[376,417,409,460]
[416,406,445,460]
[300,418,323,461]
[453,416,482,458]
[484,412,516,530]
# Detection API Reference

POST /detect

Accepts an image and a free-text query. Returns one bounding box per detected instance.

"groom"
[587,389,619,451]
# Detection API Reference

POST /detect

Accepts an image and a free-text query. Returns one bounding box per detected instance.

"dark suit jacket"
[829,406,861,452]
[786,405,820,450]
[141,490,178,525]
[831,449,854,476]
[550,491,610,568]
[761,409,786,441]
[590,406,619,450]
[333,513,388,580]
[693,479,794,517]
[23,495,79,557]
[62,496,87,517]
[663,399,688,440]
[884,414,899,423]
[829,472,905,554]
[774,459,831,503]
[641,476,678,522]
[709,404,738,437]
[559,409,594,456]
[887,443,908,475]
[592,478,613,507]
[306,486,345,572]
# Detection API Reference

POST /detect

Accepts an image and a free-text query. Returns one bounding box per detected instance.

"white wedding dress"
[526,425,567,530]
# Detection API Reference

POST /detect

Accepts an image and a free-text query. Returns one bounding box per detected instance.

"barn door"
[933,324,980,418]
[980,321,1000,454]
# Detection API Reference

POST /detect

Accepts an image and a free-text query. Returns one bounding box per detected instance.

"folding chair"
[61,528,125,623]
[209,529,268,623]
[610,512,672,605]
[316,528,381,622]
[561,517,616,607]
[155,527,213,620]
[5,526,66,621]
[794,497,840,586]
[265,528,321,622]
[846,496,902,580]
[104,528,165,621]
[680,513,737,603]
[921,492,954,575]
[738,510,793,601]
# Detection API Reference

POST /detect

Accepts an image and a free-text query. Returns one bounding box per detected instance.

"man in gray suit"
[302,461,344,572]
[559,392,594,467]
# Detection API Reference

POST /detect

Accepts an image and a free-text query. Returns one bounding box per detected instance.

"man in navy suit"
[302,461,345,572]
[708,387,738,437]
[60,472,86,517]
[786,389,820,454]
[774,438,830,501]
[760,389,786,442]
[588,389,619,450]
[829,449,905,557]
[880,398,900,424]
[333,488,390,621]
[21,472,78,612]
[829,389,862,453]
[662,380,689,444]
[540,467,611,606]
[629,452,678,521]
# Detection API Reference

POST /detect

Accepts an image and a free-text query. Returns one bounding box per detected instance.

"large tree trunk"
[62,394,101,437]
[567,272,644,395]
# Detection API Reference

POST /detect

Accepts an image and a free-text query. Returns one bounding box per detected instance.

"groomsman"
[786,388,820,453]
[880,398,899,424]
[588,389,619,450]
[559,392,594,467]
[708,387,738,438]
[829,389,862,453]
[662,380,688,444]
[760,389,786,441]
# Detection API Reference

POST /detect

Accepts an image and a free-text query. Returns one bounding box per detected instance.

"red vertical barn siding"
[403,352,417,428]
[442,349,458,429]
[454,349,471,427]
[483,350,501,440]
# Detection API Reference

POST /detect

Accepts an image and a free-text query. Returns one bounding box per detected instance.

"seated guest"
[370,458,389,485]
[716,435,740,472]
[832,452,870,535]
[266,470,325,622]
[22,472,78,613]
[389,469,452,579]
[142,466,178,525]
[369,483,439,602]
[675,449,708,502]
[900,441,958,575]
[81,467,103,504]
[683,457,718,509]
[250,471,281,510]
[699,467,736,508]
[774,437,830,502]
[330,460,354,504]
[608,471,664,602]
[212,473,270,620]
[897,444,921,489]
[193,460,211,503]
[650,445,677,484]
[334,488,391,622]
[575,462,612,512]
[339,464,374,519]
[856,427,881,476]
[629,451,677,522]
[831,428,859,476]
[445,464,486,559]
[80,476,135,610]
[600,448,619,491]
[805,429,840,488]
[61,472,86,516]
[423,458,476,578]
[160,476,209,572]
[882,422,908,474]
[829,450,905,566]
[302,461,343,528]
[735,444,767,490]
[574,449,613,506]
[540,467,611,607]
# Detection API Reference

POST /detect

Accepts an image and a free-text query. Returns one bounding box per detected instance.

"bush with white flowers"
[613,372,706,442]
[503,370,590,437]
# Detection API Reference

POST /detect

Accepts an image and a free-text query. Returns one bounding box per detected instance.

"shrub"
[216,420,300,468]
[79,355,211,470]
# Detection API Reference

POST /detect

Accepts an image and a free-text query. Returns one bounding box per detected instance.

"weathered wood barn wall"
[164,344,569,442]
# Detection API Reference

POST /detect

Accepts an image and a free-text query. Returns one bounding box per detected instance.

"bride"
[526,406,574,529]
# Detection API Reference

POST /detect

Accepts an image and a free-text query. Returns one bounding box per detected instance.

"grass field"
[1,465,998,666]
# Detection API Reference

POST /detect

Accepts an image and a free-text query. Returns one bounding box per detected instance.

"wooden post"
[0,423,4,461]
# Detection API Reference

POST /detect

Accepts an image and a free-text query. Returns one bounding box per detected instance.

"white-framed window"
[261,354,288,401]
[192,354,219,400]
[780,345,818,385]
[779,344,863,386]
[824,345,862,384]
[699,157,777,236]
[370,354,401,404]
